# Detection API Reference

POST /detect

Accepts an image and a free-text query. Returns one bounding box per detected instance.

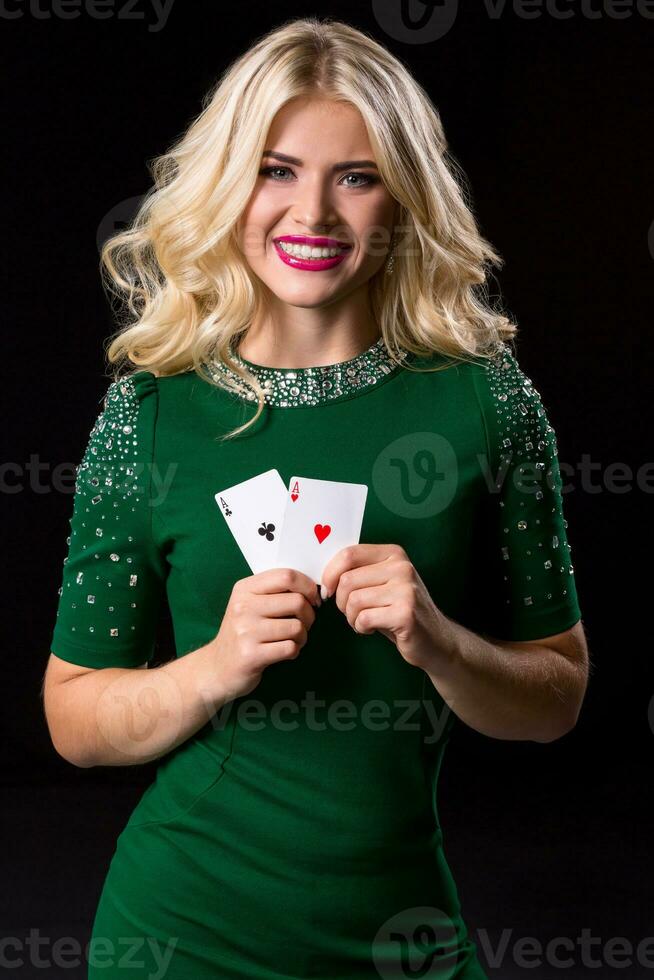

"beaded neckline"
[207,335,411,408]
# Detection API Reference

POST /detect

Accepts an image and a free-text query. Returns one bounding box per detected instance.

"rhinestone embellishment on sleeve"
[55,377,147,640]
[486,342,577,611]
[207,336,409,407]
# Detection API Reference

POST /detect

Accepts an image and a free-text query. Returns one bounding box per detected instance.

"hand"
[208,568,321,703]
[320,544,455,673]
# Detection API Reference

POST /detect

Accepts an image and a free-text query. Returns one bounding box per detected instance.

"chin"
[264,282,344,308]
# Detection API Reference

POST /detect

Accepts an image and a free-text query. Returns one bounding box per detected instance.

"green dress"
[51,336,582,979]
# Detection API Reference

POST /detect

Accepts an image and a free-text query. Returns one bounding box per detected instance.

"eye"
[340,172,378,188]
[259,166,378,188]
[259,166,294,181]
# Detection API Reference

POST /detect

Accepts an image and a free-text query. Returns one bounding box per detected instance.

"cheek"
[239,219,271,261]
[238,194,278,257]
[349,200,397,263]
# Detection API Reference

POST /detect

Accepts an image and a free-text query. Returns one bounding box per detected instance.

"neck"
[236,292,381,370]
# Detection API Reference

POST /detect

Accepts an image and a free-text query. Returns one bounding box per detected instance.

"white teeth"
[277,241,347,259]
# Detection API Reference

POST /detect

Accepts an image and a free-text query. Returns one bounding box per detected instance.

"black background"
[3,1,650,977]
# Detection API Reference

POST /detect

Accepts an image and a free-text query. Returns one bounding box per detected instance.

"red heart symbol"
[314,524,331,544]
[291,492,299,502]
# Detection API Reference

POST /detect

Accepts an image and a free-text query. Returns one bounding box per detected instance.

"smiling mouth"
[274,238,353,260]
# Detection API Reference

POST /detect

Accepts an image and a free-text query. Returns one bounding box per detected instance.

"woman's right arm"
[46,372,320,768]
[42,640,227,768]
[43,567,320,768]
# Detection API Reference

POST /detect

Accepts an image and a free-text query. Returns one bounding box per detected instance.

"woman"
[44,16,589,979]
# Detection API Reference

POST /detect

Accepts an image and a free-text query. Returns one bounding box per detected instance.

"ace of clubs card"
[214,469,287,573]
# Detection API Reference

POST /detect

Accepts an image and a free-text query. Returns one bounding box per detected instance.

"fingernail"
[320,584,330,601]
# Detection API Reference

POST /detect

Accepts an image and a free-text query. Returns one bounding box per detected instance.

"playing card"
[275,476,369,585]
[214,469,287,573]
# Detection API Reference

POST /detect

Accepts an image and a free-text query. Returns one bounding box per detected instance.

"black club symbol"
[258,522,276,542]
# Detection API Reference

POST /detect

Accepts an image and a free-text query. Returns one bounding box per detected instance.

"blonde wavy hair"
[101,15,517,440]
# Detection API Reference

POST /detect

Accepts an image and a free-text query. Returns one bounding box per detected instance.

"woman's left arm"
[320,543,590,744]
[423,610,589,743]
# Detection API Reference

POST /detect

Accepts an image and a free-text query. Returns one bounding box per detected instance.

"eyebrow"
[262,150,379,172]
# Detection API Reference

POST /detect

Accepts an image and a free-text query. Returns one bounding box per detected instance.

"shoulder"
[468,341,561,466]
[77,371,161,492]
[101,369,158,409]
[468,341,548,411]
[97,368,205,437]
[90,370,160,450]
[407,340,544,407]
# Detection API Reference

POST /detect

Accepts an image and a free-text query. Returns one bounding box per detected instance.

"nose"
[290,175,338,231]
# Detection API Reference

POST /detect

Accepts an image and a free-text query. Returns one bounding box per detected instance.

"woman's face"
[236,97,398,309]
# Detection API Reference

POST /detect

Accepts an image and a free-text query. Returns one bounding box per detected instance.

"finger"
[345,584,393,633]
[321,544,400,599]
[351,602,396,637]
[246,567,321,607]
[254,592,316,630]
[259,614,308,648]
[258,639,305,666]
[334,560,396,612]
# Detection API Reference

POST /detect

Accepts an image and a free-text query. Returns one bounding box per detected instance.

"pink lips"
[273,235,352,271]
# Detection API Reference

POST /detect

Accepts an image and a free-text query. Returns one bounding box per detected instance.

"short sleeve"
[50,371,168,668]
[470,343,582,642]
